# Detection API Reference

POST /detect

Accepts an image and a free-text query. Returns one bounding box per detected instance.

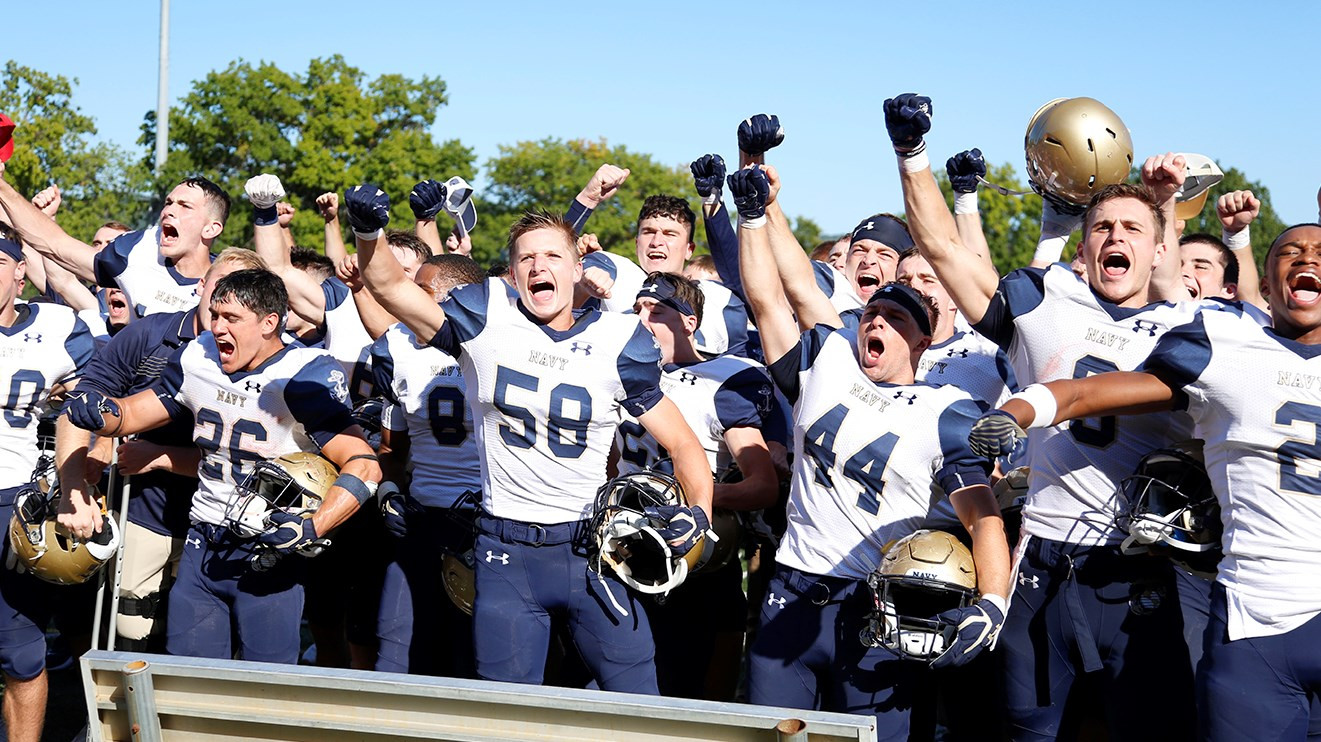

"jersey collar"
[516,303,603,342]
[0,303,37,335]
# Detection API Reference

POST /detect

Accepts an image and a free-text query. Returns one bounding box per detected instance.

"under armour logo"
[678,372,698,385]
[767,592,786,608]
[244,380,262,393]
[22,333,41,343]
[1018,572,1039,589]
[1132,319,1159,337]
[186,536,202,550]
[485,550,509,565]
[893,391,918,405]
[946,348,968,358]
[570,342,592,355]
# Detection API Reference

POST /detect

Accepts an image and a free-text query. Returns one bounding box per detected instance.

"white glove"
[245,174,286,210]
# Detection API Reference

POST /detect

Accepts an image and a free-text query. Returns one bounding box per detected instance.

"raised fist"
[244,174,286,210]
[884,94,933,153]
[409,179,447,221]
[690,154,726,202]
[276,201,296,228]
[1216,190,1260,234]
[1140,153,1187,204]
[738,114,785,156]
[32,185,62,218]
[576,232,603,256]
[727,166,771,222]
[345,185,391,236]
[946,149,986,194]
[315,192,338,222]
[579,164,630,208]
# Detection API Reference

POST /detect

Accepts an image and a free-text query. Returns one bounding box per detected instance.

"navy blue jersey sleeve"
[972,267,1048,351]
[64,316,96,373]
[92,231,142,289]
[934,396,994,494]
[565,200,593,234]
[763,391,791,446]
[150,344,190,420]
[1137,312,1213,411]
[428,279,492,355]
[581,251,617,281]
[617,322,663,417]
[76,319,149,396]
[996,348,1019,393]
[838,308,862,333]
[705,205,744,300]
[322,277,351,312]
[720,292,750,358]
[812,260,838,297]
[284,355,358,447]
[369,334,398,404]
[714,366,774,430]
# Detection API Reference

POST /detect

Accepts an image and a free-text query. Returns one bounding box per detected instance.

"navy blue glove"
[251,511,329,571]
[967,410,1026,459]
[690,154,726,202]
[408,179,447,221]
[738,114,785,156]
[726,166,770,222]
[644,505,710,557]
[345,184,391,236]
[931,597,1005,668]
[64,391,120,433]
[378,482,421,540]
[883,94,933,154]
[946,149,986,194]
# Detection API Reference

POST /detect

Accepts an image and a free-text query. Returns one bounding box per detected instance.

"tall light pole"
[154,0,170,171]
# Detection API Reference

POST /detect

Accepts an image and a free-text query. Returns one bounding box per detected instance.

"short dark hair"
[290,246,334,282]
[486,260,509,278]
[99,221,132,233]
[638,195,696,243]
[210,268,288,327]
[385,230,432,265]
[1083,183,1165,238]
[1179,233,1239,286]
[177,176,231,225]
[810,240,836,262]
[424,253,486,293]
[505,210,578,260]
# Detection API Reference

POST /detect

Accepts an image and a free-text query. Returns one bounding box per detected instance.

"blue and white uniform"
[0,302,94,681]
[93,227,204,317]
[813,261,864,317]
[747,324,990,737]
[155,335,356,664]
[321,277,376,401]
[428,277,665,691]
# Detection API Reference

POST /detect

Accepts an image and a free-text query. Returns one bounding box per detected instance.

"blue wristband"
[333,472,377,504]
[254,204,279,227]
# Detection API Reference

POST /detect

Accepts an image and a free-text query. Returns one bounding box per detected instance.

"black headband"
[850,215,914,252]
[866,282,932,336]
[636,274,695,317]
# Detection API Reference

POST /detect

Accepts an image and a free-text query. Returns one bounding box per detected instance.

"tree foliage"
[0,61,152,240]
[1175,165,1286,271]
[141,55,475,249]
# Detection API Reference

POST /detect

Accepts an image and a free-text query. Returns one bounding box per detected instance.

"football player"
[0,236,95,742]
[968,222,1321,741]
[64,268,380,664]
[352,185,713,693]
[888,92,1206,738]
[731,165,1009,738]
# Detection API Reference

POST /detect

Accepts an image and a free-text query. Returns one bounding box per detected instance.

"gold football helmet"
[1025,97,1134,208]
[9,459,120,586]
[590,470,708,595]
[225,452,338,538]
[863,530,978,659]
[442,552,475,616]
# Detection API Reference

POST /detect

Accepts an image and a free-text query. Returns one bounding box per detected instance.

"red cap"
[0,114,14,163]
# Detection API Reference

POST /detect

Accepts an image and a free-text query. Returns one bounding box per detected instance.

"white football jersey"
[321,278,376,400]
[431,278,664,523]
[372,324,480,508]
[1142,307,1321,639]
[616,355,773,475]
[0,303,94,487]
[917,329,1016,407]
[812,260,863,316]
[772,325,991,580]
[691,279,750,358]
[93,227,203,317]
[975,264,1221,545]
[158,335,356,526]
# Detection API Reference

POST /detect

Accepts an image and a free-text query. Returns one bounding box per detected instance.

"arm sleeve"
[713,366,774,431]
[369,334,398,404]
[1137,313,1214,412]
[322,277,351,312]
[284,355,359,448]
[934,396,994,494]
[151,344,191,419]
[428,279,492,356]
[704,205,744,300]
[582,251,617,281]
[971,267,1048,352]
[720,292,750,358]
[92,231,141,289]
[64,316,96,373]
[565,200,593,234]
[617,322,664,417]
[767,325,835,403]
[76,317,151,396]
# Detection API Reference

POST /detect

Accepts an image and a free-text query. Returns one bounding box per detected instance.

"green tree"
[1176,165,1286,271]
[934,162,1051,275]
[141,55,474,250]
[792,216,825,252]
[0,60,152,240]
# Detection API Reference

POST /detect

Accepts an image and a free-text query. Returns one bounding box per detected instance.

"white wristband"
[353,228,384,242]
[1223,225,1251,251]
[898,150,930,174]
[738,215,767,230]
[954,191,979,215]
[1009,383,1058,429]
[979,592,1008,618]
[1033,234,1070,264]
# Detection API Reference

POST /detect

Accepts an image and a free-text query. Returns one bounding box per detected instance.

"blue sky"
[5,1,1319,235]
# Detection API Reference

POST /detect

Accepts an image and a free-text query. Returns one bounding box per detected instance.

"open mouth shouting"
[1288,270,1321,308]
[215,336,237,367]
[159,220,180,247]
[529,278,555,305]
[855,271,881,298]
[1100,250,1131,281]
[863,335,885,365]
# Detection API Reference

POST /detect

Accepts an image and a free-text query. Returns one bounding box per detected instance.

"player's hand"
[378,482,420,540]
[1140,153,1186,205]
[967,410,1026,459]
[884,94,933,154]
[1041,197,1083,237]
[116,440,169,476]
[316,192,339,222]
[946,149,986,194]
[931,597,1005,668]
[690,154,726,204]
[727,166,771,222]
[578,164,630,208]
[581,265,614,299]
[276,201,296,228]
[738,114,785,156]
[64,391,120,433]
[345,185,391,236]
[337,253,364,291]
[1216,190,1260,234]
[245,174,286,227]
[252,512,329,572]
[56,488,105,541]
[576,233,603,256]
[409,179,447,221]
[644,504,710,556]
[32,185,62,218]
